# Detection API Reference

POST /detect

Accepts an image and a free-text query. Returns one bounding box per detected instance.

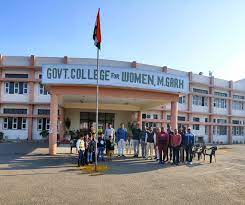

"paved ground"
[0,143,244,205]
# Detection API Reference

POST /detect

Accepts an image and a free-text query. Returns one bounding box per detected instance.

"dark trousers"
[84,150,88,165]
[173,146,180,164]
[185,145,193,162]
[180,145,185,162]
[78,150,85,166]
[158,145,168,163]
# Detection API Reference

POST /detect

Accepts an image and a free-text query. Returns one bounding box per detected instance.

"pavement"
[0,142,244,205]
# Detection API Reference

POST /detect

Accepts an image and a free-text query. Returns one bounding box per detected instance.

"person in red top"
[156,127,169,165]
[171,129,182,165]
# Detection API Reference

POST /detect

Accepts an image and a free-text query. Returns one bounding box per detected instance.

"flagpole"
[95,47,99,171]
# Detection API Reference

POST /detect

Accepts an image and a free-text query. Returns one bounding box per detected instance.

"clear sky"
[1,0,245,81]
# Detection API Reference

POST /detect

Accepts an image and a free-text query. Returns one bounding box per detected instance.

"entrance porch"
[48,86,179,155]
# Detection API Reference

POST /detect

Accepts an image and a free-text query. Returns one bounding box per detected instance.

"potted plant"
[40,129,49,141]
[0,132,4,143]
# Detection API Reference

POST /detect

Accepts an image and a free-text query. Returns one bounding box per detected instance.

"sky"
[0,0,245,81]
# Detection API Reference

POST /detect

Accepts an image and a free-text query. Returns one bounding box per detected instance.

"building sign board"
[42,64,189,94]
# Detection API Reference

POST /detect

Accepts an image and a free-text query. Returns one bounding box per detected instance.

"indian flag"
[93,8,102,49]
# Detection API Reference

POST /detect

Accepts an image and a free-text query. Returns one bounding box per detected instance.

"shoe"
[156,159,159,162]
[117,155,120,157]
[189,162,193,165]
[122,155,126,157]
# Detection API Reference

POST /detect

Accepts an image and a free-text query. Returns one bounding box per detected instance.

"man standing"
[167,128,174,162]
[140,126,148,158]
[116,123,128,157]
[145,127,155,160]
[184,127,195,164]
[131,123,141,157]
[104,123,115,141]
[171,129,182,165]
[156,127,169,164]
[180,127,186,163]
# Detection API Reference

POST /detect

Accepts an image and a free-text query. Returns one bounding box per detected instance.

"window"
[217,119,227,124]
[3,108,27,114]
[146,114,151,119]
[214,98,227,108]
[37,118,50,131]
[3,118,8,129]
[205,118,208,122]
[22,118,27,129]
[217,126,227,135]
[214,92,228,97]
[5,73,28,78]
[193,95,208,106]
[167,115,171,120]
[38,109,50,115]
[193,88,208,94]
[178,116,185,121]
[232,101,244,110]
[142,114,146,119]
[205,126,208,135]
[5,82,28,94]
[3,117,27,130]
[39,83,49,95]
[153,114,158,119]
[232,127,244,136]
[179,96,186,104]
[233,95,245,100]
[193,117,200,130]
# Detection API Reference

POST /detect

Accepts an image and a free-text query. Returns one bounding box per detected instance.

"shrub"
[40,130,49,138]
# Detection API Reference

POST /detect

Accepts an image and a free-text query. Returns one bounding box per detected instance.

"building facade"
[0,55,244,150]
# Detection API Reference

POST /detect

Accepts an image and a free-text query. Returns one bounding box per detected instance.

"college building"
[0,55,244,154]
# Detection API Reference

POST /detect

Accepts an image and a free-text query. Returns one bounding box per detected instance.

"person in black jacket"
[88,133,96,163]
[106,135,115,161]
[97,133,106,161]
[131,123,141,157]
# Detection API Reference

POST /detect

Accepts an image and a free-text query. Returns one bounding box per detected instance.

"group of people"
[76,131,115,166]
[76,122,195,166]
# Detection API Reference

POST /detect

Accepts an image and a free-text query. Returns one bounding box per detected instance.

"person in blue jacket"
[116,123,128,157]
[184,127,195,164]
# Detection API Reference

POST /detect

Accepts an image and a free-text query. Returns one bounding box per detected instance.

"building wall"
[0,55,244,144]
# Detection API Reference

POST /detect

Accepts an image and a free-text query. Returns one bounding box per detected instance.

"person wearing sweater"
[156,127,169,164]
[184,127,195,164]
[171,129,182,165]
[116,123,128,157]
[131,123,141,157]
[97,133,106,161]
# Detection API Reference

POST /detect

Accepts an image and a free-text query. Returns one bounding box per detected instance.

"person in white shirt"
[76,135,85,166]
[104,123,115,141]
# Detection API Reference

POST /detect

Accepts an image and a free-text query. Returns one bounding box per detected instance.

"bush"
[0,132,4,141]
[40,130,49,138]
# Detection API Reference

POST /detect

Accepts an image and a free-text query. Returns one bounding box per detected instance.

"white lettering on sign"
[42,64,189,94]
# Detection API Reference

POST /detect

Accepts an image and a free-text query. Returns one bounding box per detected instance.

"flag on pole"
[93,8,102,49]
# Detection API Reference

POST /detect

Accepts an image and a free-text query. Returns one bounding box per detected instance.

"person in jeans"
[167,128,174,162]
[76,135,85,166]
[140,126,148,158]
[171,129,182,165]
[116,123,128,157]
[156,127,169,164]
[97,133,106,161]
[131,123,141,157]
[88,133,96,163]
[145,127,155,160]
[180,127,186,163]
[184,127,195,164]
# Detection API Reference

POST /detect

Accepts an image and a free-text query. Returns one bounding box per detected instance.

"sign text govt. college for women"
[42,64,189,94]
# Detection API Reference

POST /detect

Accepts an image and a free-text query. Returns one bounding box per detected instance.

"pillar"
[137,111,142,129]
[208,76,214,143]
[28,55,35,141]
[161,109,166,128]
[59,107,65,142]
[49,94,58,155]
[170,101,178,130]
